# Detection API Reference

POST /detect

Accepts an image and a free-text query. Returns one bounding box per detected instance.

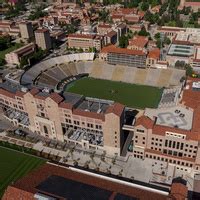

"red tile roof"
[129,36,148,48]
[106,103,125,117]
[49,92,63,104]
[98,24,112,29]
[135,116,154,129]
[35,28,49,33]
[73,108,105,121]
[116,8,138,15]
[185,2,200,7]
[0,88,15,98]
[68,33,95,39]
[106,30,117,37]
[170,183,188,200]
[101,45,145,56]
[148,48,160,59]
[15,91,25,98]
[2,163,168,200]
[59,101,73,110]
[124,15,140,23]
[181,78,200,109]
[29,88,39,96]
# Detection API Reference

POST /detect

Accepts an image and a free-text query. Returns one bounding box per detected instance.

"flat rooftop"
[77,97,113,114]
[7,163,168,200]
[168,44,194,57]
[36,175,113,200]
[63,92,83,106]
[145,106,193,130]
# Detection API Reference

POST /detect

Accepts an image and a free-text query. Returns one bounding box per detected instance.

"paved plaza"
[0,130,195,192]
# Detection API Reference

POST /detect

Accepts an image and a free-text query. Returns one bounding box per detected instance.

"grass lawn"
[67,78,163,109]
[0,146,45,197]
[0,43,23,59]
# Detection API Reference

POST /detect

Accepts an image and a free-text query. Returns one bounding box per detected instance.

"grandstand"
[111,66,125,81]
[133,68,148,85]
[21,54,185,91]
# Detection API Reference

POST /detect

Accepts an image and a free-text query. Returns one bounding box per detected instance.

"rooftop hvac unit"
[21,87,28,93]
[42,87,50,93]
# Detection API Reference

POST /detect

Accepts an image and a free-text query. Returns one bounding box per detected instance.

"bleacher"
[111,66,125,81]
[134,68,148,85]
[21,53,95,89]
[21,53,185,91]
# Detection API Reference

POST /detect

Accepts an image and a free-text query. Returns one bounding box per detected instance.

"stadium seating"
[111,66,125,81]
[144,68,161,86]
[68,62,78,76]
[21,53,185,91]
[90,64,103,78]
[157,69,173,87]
[99,63,115,80]
[122,67,135,83]
[133,68,148,85]
[59,63,72,77]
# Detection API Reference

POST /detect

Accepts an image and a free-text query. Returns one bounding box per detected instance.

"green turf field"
[67,78,163,109]
[0,147,45,197]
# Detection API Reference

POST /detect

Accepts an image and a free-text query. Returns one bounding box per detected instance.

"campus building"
[2,163,189,200]
[19,21,34,39]
[67,34,103,51]
[100,45,146,68]
[129,78,200,173]
[35,28,52,50]
[0,87,125,155]
[5,43,35,65]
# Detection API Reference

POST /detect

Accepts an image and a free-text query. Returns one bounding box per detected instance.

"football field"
[67,78,163,109]
[0,147,45,197]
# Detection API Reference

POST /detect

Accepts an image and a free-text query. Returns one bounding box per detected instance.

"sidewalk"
[0,130,195,191]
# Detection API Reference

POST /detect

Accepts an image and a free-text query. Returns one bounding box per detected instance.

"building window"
[137,129,144,133]
[178,152,183,157]
[173,141,176,148]
[44,125,48,134]
[180,143,184,150]
[169,140,172,148]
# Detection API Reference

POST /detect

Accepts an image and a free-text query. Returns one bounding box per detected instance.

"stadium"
[20,53,185,109]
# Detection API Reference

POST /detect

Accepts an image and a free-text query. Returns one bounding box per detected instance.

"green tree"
[164,37,171,45]
[185,64,194,77]
[20,57,28,68]
[0,58,6,66]
[141,2,149,11]
[156,39,162,48]
[154,33,160,40]
[138,26,150,36]
[119,35,129,48]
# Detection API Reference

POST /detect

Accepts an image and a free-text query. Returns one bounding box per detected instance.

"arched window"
[44,126,48,134]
